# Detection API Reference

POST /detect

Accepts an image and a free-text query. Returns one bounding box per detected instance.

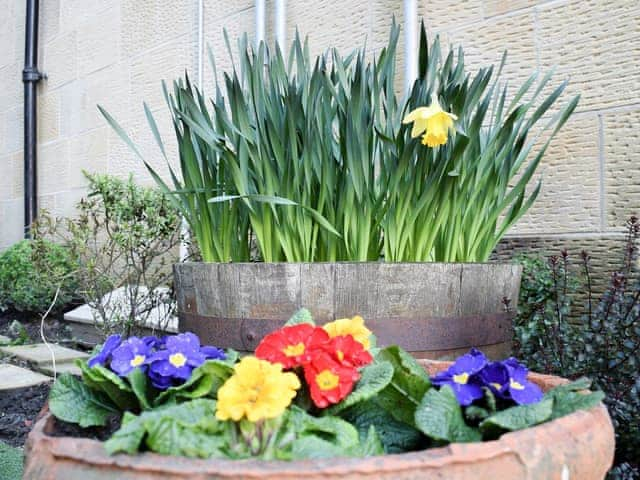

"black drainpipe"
[23,0,44,238]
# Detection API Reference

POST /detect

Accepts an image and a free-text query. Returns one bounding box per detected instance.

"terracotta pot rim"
[26,360,614,478]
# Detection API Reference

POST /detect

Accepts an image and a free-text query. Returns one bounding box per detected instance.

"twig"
[40,286,61,381]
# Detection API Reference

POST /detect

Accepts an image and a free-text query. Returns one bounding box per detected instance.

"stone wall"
[1,0,638,261]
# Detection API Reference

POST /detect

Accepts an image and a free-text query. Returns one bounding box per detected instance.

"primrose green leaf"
[341,400,425,453]
[49,373,119,427]
[103,411,146,454]
[105,399,225,458]
[415,386,482,443]
[326,361,394,415]
[127,368,152,410]
[284,308,315,327]
[77,360,137,411]
[375,346,431,426]
[153,360,234,406]
[479,398,553,434]
[464,405,491,422]
[544,382,605,420]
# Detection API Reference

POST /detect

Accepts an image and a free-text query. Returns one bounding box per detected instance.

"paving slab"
[37,362,83,377]
[63,285,178,333]
[0,344,88,365]
[0,363,51,390]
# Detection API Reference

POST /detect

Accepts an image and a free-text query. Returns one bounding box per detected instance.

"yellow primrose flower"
[402,95,457,148]
[216,356,300,423]
[322,315,372,350]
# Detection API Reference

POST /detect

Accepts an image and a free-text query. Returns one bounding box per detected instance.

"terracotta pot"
[24,361,614,480]
[174,262,522,359]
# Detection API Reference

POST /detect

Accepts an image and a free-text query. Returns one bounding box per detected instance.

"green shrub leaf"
[49,373,118,427]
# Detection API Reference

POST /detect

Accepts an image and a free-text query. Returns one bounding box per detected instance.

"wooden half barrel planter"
[24,361,615,480]
[174,262,522,359]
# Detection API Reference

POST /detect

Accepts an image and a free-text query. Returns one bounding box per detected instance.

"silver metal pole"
[255,0,266,47]
[275,0,286,48]
[403,0,418,94]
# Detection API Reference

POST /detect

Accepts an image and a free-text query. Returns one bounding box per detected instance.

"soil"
[0,383,50,448]
[0,310,74,347]
[50,414,122,442]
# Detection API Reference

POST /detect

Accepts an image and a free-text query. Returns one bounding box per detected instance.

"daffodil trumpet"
[403,95,458,148]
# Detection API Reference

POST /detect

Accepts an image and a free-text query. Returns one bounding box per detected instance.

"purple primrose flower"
[110,336,152,376]
[87,334,122,368]
[431,348,488,406]
[147,332,226,390]
[502,358,543,405]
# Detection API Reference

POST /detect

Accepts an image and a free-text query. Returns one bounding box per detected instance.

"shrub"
[37,173,181,338]
[514,216,640,476]
[0,239,76,313]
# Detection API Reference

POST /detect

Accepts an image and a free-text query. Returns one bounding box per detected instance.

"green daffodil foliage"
[100,20,578,262]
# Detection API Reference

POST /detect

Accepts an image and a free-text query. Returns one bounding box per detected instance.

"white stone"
[63,285,178,333]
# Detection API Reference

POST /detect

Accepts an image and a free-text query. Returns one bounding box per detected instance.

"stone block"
[603,108,640,228]
[419,0,484,32]
[68,128,109,188]
[2,105,23,155]
[0,198,23,250]
[537,0,640,111]
[0,63,22,115]
[40,0,60,43]
[60,0,119,28]
[42,31,77,90]
[483,0,536,17]
[38,92,60,144]
[121,0,196,57]
[446,11,537,91]
[512,114,601,235]
[0,364,51,390]
[0,344,88,366]
[285,0,372,58]
[129,34,196,113]
[77,8,121,76]
[38,140,69,195]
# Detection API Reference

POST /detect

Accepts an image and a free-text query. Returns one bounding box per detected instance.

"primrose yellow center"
[336,350,344,362]
[169,352,187,368]
[282,342,305,357]
[316,370,340,391]
[130,354,145,367]
[491,382,502,391]
[452,372,469,385]
[510,379,525,390]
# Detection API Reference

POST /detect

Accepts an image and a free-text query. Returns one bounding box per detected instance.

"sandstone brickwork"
[0,0,638,283]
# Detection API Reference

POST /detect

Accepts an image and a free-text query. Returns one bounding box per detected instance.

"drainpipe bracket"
[22,66,44,83]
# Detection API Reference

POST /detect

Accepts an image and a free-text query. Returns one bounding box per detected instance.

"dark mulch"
[50,415,122,442]
[0,383,51,448]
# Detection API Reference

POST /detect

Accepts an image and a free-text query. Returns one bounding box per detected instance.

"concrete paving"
[0,364,51,390]
[37,362,83,377]
[0,343,88,365]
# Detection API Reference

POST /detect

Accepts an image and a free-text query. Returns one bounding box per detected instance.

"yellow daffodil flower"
[402,96,457,148]
[215,356,300,422]
[322,315,372,350]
